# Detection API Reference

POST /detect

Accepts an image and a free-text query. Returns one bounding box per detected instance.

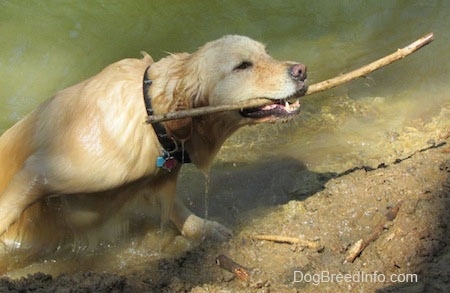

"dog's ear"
[164,79,202,141]
[158,52,206,142]
[165,106,192,142]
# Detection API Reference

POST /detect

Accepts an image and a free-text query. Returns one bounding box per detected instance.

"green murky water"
[1,1,448,168]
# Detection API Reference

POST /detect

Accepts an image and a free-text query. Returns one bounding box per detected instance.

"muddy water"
[0,0,449,278]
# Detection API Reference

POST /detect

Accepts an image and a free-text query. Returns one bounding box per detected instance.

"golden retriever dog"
[0,35,306,263]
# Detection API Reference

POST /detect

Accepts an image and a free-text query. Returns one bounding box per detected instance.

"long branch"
[147,32,434,124]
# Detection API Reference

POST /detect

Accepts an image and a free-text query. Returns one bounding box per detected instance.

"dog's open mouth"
[239,89,306,121]
[239,98,300,119]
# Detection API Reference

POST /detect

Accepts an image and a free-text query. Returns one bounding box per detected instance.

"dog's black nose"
[289,64,307,82]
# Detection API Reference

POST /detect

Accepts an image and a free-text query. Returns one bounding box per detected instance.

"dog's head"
[190,35,307,122]
[149,35,307,141]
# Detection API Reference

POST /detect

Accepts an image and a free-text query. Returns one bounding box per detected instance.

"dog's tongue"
[261,104,278,110]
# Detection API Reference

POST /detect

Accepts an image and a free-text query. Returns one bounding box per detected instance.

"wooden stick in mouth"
[147,32,434,124]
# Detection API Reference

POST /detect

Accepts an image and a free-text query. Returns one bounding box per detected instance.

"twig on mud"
[147,32,434,123]
[249,234,323,251]
[344,200,403,264]
[216,254,251,282]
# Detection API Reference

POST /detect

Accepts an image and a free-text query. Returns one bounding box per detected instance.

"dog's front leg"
[0,168,46,237]
[170,197,231,241]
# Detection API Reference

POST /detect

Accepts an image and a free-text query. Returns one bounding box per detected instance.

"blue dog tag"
[156,156,166,168]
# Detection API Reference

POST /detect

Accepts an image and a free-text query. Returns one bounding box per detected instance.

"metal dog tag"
[162,157,176,172]
[156,155,177,172]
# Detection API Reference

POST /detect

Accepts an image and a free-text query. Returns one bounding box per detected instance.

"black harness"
[143,66,191,171]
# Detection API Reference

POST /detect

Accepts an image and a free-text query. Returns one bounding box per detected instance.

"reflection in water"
[0,0,449,278]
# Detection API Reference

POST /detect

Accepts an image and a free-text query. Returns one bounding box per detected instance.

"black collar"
[143,66,191,167]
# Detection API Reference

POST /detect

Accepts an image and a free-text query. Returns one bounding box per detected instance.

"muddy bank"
[1,109,448,292]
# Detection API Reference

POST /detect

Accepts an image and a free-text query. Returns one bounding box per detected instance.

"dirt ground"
[0,99,449,292]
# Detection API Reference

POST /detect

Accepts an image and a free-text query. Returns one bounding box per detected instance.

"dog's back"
[0,56,157,271]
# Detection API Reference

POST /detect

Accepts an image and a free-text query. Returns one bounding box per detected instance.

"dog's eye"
[234,61,253,70]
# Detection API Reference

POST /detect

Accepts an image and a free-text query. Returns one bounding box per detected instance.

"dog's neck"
[145,55,247,171]
[184,113,244,170]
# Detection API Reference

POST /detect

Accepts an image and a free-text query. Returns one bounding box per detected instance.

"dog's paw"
[180,214,232,242]
[202,219,232,241]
